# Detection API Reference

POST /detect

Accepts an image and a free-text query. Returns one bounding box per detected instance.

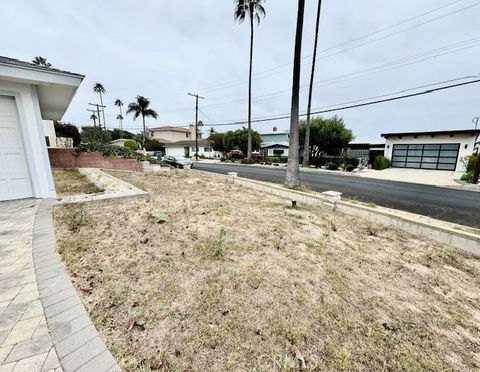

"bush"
[124,140,139,151]
[461,172,473,182]
[326,162,339,170]
[144,139,164,151]
[76,142,154,163]
[466,155,478,173]
[374,155,391,170]
[346,164,356,172]
[54,122,81,146]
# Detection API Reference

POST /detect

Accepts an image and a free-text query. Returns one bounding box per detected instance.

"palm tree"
[93,83,107,129]
[90,113,97,127]
[285,0,306,189]
[115,99,124,138]
[303,0,323,168]
[126,96,158,149]
[234,0,266,160]
[31,56,52,67]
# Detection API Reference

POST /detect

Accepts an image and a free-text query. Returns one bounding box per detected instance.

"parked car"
[162,156,193,169]
[226,150,244,160]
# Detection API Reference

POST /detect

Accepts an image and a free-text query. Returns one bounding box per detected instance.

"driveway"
[194,163,480,228]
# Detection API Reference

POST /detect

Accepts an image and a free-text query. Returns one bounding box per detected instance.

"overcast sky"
[2,0,480,142]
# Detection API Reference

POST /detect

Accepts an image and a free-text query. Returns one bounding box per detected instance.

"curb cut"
[32,199,121,372]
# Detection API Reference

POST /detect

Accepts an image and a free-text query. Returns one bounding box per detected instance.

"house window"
[45,136,50,147]
[204,147,211,152]
[186,133,190,138]
[273,149,284,155]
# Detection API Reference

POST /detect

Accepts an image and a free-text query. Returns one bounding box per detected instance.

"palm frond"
[144,109,158,119]
[114,99,123,107]
[93,83,106,94]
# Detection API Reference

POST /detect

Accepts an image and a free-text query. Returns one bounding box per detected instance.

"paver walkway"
[0,200,120,372]
[0,199,61,371]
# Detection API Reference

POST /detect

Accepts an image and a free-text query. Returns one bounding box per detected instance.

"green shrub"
[326,162,339,171]
[346,164,356,172]
[144,139,164,151]
[374,155,391,170]
[124,140,139,151]
[465,155,478,173]
[76,142,157,163]
[461,171,473,182]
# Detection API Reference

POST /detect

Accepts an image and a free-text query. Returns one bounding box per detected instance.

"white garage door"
[0,96,33,201]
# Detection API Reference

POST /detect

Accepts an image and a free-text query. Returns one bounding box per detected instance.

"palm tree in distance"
[32,56,52,67]
[303,0,323,168]
[234,0,266,161]
[93,83,107,129]
[115,99,124,139]
[285,0,306,189]
[126,96,158,150]
[90,113,97,127]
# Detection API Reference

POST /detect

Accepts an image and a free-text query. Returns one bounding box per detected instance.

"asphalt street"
[194,163,480,228]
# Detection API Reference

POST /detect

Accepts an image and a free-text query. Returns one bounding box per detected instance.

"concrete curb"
[56,168,148,205]
[219,173,480,256]
[32,199,121,372]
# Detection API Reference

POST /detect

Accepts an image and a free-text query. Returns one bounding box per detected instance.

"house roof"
[0,56,84,120]
[261,143,289,149]
[164,139,210,147]
[382,129,480,138]
[260,131,289,136]
[0,56,84,78]
[150,126,191,133]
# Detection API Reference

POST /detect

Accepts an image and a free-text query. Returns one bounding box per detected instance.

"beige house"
[149,125,200,142]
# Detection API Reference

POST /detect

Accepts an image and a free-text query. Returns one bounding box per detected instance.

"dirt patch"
[53,170,480,371]
[52,169,103,196]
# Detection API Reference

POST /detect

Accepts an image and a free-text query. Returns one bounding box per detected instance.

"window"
[204,147,211,152]
[273,149,284,155]
[391,143,460,171]
[45,136,50,147]
[186,133,190,138]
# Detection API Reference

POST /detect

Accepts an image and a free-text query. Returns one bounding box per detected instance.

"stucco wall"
[0,80,56,198]
[384,133,478,172]
[48,149,143,172]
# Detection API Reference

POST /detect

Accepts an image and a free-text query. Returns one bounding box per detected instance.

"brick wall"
[48,148,143,172]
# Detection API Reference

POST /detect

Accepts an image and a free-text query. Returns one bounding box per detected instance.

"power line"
[200,78,480,127]
[199,0,476,93]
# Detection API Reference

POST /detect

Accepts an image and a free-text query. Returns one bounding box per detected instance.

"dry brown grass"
[53,169,103,196]
[53,170,480,371]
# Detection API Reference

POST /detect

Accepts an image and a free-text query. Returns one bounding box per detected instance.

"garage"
[0,56,84,201]
[0,96,33,200]
[391,143,460,171]
[382,129,480,172]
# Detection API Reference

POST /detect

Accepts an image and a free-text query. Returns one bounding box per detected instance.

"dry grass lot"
[53,169,103,196]
[53,170,480,371]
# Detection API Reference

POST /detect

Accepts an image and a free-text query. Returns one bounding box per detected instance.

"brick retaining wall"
[48,148,143,172]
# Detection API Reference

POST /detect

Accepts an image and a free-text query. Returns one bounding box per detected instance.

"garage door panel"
[0,97,33,201]
[391,143,460,171]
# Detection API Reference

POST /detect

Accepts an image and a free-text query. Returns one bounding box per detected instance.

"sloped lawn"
[53,169,103,196]
[53,170,480,371]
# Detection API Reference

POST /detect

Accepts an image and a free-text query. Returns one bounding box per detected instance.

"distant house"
[109,139,132,148]
[0,56,83,201]
[346,143,385,165]
[382,129,480,172]
[148,125,219,158]
[43,120,73,148]
[260,127,289,157]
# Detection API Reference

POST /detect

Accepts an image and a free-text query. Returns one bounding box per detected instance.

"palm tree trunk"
[100,92,106,129]
[285,0,306,189]
[119,106,123,139]
[142,114,146,150]
[303,0,322,168]
[247,7,254,161]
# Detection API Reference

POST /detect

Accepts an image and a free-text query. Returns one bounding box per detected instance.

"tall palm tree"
[93,83,107,129]
[126,96,158,149]
[234,0,266,161]
[31,56,52,67]
[90,113,97,127]
[285,0,306,189]
[303,0,323,168]
[115,99,124,138]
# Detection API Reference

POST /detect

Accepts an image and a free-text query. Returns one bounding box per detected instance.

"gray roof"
[0,56,85,78]
[382,129,480,138]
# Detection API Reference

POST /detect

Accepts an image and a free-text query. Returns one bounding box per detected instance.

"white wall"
[165,145,221,158]
[42,120,57,148]
[384,133,477,172]
[0,80,56,198]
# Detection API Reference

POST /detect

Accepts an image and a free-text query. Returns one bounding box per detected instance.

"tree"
[80,126,112,144]
[285,0,306,189]
[111,128,134,141]
[54,121,81,147]
[32,56,51,67]
[126,96,158,149]
[208,131,226,153]
[145,139,164,151]
[93,83,107,129]
[303,0,323,168]
[299,116,353,158]
[90,113,98,127]
[115,99,124,138]
[234,0,266,161]
[124,139,139,151]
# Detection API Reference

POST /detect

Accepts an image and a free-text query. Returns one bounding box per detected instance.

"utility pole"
[473,117,480,184]
[188,92,205,160]
[87,109,98,127]
[88,103,106,129]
